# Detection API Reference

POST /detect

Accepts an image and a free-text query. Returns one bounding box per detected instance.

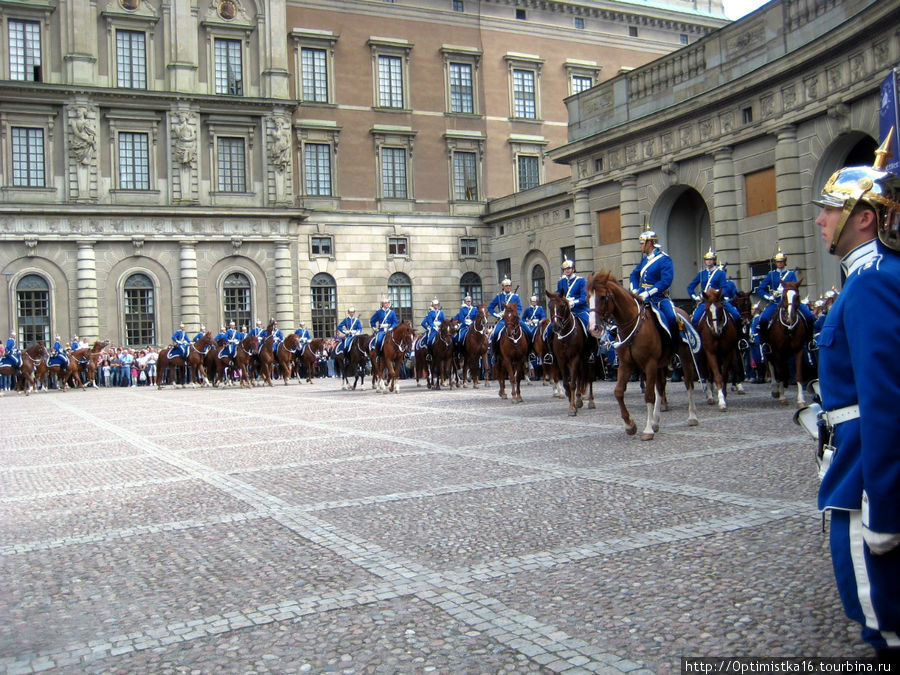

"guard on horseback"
[261,319,283,351]
[686,249,741,326]
[488,279,521,356]
[294,321,311,353]
[453,296,478,344]
[49,335,69,370]
[521,295,546,343]
[629,229,700,352]
[370,298,398,356]
[192,325,207,343]
[754,248,815,346]
[171,323,190,359]
[221,321,241,359]
[334,307,362,356]
[1,331,21,369]
[421,299,445,348]
[248,319,264,345]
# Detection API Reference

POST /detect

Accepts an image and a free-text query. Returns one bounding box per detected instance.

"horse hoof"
[718,404,727,411]
[626,424,637,436]
[771,392,780,399]
[652,423,660,433]
[568,409,577,417]
[706,398,716,406]
[576,399,584,409]
[500,393,507,399]
[588,402,596,409]
[688,418,699,426]
[641,432,655,441]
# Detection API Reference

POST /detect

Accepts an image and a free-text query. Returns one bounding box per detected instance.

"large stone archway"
[650,186,711,304]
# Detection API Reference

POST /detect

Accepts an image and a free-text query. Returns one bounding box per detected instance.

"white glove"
[864,527,900,555]
[465,319,472,325]
[567,298,575,307]
[638,291,649,301]
[493,312,503,319]
[692,294,701,302]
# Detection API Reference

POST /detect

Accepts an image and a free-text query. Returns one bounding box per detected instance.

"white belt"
[824,404,860,427]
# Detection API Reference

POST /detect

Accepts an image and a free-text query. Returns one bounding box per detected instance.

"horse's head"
[283,332,300,350]
[586,271,618,331]
[92,339,110,353]
[27,343,49,360]
[545,290,571,320]
[503,301,520,328]
[702,288,723,308]
[197,332,214,350]
[701,288,728,335]
[475,304,488,328]
[240,334,258,354]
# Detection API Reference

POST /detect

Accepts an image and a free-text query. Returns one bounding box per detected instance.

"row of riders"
[0,236,827,410]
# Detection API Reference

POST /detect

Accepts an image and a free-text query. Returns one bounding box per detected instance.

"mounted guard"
[754,247,815,346]
[453,295,479,344]
[687,249,741,327]
[48,335,69,371]
[1,331,21,369]
[420,298,445,349]
[370,298,398,357]
[334,307,362,356]
[487,278,522,356]
[170,323,190,360]
[220,321,242,360]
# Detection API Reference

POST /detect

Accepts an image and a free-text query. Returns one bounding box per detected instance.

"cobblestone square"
[0,379,869,673]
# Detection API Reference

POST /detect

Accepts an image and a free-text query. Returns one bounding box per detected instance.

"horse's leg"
[613,358,638,435]
[496,354,507,399]
[794,351,806,407]
[679,346,700,427]
[640,365,660,441]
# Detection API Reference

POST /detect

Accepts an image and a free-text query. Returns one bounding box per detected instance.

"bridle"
[550,299,576,340]
[703,300,729,337]
[589,284,643,349]
[778,289,800,330]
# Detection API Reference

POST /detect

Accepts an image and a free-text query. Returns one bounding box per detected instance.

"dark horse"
[232,334,259,388]
[339,333,372,391]
[546,289,594,416]
[495,302,528,403]
[272,332,302,385]
[373,321,415,393]
[36,339,109,391]
[0,343,49,395]
[697,288,739,410]
[532,317,564,399]
[766,279,812,407]
[156,333,214,388]
[427,318,459,391]
[256,334,278,386]
[588,271,699,440]
[297,337,334,384]
[457,305,490,389]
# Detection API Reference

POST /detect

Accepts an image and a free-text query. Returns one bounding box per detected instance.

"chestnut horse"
[495,302,528,403]
[372,321,415,393]
[297,337,334,383]
[766,279,812,406]
[532,317,564,398]
[0,343,48,395]
[457,305,490,389]
[35,339,109,391]
[156,333,214,388]
[696,288,739,410]
[256,335,278,386]
[273,333,302,385]
[588,271,699,440]
[339,333,372,391]
[546,290,595,416]
[426,318,459,391]
[232,334,258,388]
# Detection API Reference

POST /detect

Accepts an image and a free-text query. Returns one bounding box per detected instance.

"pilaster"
[179,240,201,332]
[712,146,739,268]
[619,175,641,280]
[274,241,295,327]
[572,189,593,275]
[775,125,805,269]
[76,241,99,341]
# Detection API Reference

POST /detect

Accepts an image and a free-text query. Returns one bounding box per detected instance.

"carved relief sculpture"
[68,106,96,199]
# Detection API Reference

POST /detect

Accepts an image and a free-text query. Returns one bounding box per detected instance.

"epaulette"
[855,254,883,276]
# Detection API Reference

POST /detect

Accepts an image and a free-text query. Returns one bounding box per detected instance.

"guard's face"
[815,206,843,254]
[563,267,573,277]
[705,259,715,268]
[775,259,785,268]
[502,285,511,292]
[640,240,654,255]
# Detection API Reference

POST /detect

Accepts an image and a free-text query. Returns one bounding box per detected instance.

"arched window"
[16,274,50,345]
[460,271,482,304]
[310,273,337,339]
[223,272,252,330]
[123,273,155,347]
[388,272,413,323]
[531,264,546,309]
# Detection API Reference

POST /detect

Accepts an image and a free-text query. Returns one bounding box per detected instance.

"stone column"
[76,240,99,341]
[572,188,593,276]
[619,175,641,281]
[712,147,739,269]
[274,241,295,327]
[775,125,805,269]
[179,240,201,331]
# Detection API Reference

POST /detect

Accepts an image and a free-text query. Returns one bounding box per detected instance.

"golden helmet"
[814,128,900,253]
[638,229,658,243]
[703,248,717,262]
[561,259,574,269]
[773,247,787,263]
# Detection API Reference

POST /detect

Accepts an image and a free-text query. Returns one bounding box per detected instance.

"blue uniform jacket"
[755,268,798,303]
[370,308,398,333]
[630,250,674,303]
[454,305,478,325]
[172,330,189,345]
[421,309,445,335]
[817,240,900,535]
[686,267,726,299]
[522,305,546,326]
[556,275,589,314]
[487,292,522,318]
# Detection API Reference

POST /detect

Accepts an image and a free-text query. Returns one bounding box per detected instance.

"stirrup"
[543,354,554,365]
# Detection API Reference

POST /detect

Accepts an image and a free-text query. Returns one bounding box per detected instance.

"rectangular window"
[597,207,622,246]
[745,167,776,217]
[224,287,251,330]
[453,151,478,201]
[311,283,337,339]
[9,19,41,81]
[574,17,585,29]
[680,34,689,45]
[11,127,44,187]
[449,62,474,114]
[381,147,407,198]
[124,288,155,346]
[311,236,333,256]
[217,137,246,192]
[118,132,150,190]
[517,155,540,191]
[304,143,332,196]
[453,0,464,11]
[513,69,536,119]
[388,236,408,256]
[749,261,771,296]
[742,107,753,124]
[301,47,328,102]
[17,288,50,346]
[572,75,593,94]
[378,55,404,108]
[460,237,478,257]
[629,26,638,37]
[497,259,511,285]
[515,9,526,20]
[116,29,147,88]
[214,38,243,95]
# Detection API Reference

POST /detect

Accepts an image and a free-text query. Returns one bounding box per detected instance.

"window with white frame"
[460,272,482,304]
[565,60,602,96]
[304,143,332,196]
[16,274,50,346]
[388,236,408,256]
[11,127,44,187]
[388,272,413,323]
[291,29,338,105]
[441,44,483,114]
[372,125,415,202]
[116,29,147,89]
[505,54,543,121]
[509,135,547,192]
[118,132,151,190]
[381,147,407,199]
[223,272,252,330]
[369,38,412,110]
[517,154,540,191]
[124,273,155,347]
[214,37,243,95]
[311,235,333,257]
[460,237,478,257]
[217,137,246,192]
[452,151,478,201]
[8,18,42,81]
[311,273,337,339]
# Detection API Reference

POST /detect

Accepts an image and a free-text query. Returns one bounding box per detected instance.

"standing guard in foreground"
[811,130,900,662]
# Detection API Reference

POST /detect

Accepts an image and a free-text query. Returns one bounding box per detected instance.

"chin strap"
[829,178,873,254]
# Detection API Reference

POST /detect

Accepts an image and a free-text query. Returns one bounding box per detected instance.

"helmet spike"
[874,127,895,172]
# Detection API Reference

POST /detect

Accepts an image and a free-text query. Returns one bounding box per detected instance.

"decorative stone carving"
[68,106,96,166]
[132,237,145,256]
[231,236,243,252]
[172,112,198,168]
[760,94,775,118]
[25,237,38,255]
[782,84,796,110]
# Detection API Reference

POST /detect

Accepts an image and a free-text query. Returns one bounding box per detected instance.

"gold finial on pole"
[873,126,895,171]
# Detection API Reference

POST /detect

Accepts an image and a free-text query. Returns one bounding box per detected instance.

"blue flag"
[881,69,900,174]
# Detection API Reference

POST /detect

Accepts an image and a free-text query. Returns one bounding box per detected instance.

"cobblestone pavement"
[0,376,870,674]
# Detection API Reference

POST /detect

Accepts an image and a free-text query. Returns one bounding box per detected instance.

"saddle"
[645,303,701,354]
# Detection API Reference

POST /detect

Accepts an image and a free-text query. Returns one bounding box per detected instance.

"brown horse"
[272,332,302,384]
[495,302,528,403]
[35,339,109,391]
[232,334,258,388]
[696,288,739,410]
[339,333,371,391]
[372,321,415,393]
[256,335,278,386]
[457,305,490,389]
[426,318,459,391]
[205,337,230,387]
[0,343,48,395]
[766,279,812,406]
[546,290,594,416]
[156,333,214,388]
[532,317,564,398]
[587,271,699,440]
[296,337,334,383]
